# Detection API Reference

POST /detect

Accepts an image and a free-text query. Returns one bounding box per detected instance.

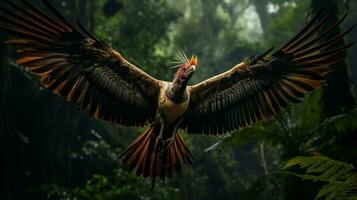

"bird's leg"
[153,113,165,163]
[163,118,183,149]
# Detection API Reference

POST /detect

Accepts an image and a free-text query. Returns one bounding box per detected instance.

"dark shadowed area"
[0,0,357,200]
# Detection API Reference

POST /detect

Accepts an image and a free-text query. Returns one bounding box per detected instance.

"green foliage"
[309,109,357,134]
[284,156,354,182]
[94,0,180,80]
[266,0,309,47]
[211,89,322,154]
[44,168,180,200]
[75,169,180,200]
[270,0,299,5]
[284,156,357,200]
[2,0,357,200]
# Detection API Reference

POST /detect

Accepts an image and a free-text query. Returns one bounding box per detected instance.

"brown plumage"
[0,0,354,181]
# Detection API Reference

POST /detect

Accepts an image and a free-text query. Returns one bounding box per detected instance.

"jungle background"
[0,0,357,199]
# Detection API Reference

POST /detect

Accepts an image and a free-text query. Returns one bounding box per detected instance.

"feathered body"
[121,81,193,179]
[0,0,354,181]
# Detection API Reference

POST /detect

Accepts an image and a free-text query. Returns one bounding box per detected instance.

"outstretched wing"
[183,11,354,135]
[0,0,162,126]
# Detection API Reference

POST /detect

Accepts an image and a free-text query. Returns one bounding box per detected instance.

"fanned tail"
[120,127,193,181]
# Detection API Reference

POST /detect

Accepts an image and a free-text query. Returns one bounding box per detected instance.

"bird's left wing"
[182,11,354,135]
[0,0,162,126]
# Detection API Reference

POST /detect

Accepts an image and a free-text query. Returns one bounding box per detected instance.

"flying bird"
[0,0,354,181]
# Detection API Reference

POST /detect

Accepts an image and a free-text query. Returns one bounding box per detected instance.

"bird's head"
[173,55,198,83]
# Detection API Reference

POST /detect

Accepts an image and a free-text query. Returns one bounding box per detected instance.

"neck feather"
[166,77,188,103]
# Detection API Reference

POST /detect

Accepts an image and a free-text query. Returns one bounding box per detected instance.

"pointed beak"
[190,55,198,67]
[186,65,196,75]
[184,64,196,78]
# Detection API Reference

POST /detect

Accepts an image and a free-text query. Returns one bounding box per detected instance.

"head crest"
[171,51,198,69]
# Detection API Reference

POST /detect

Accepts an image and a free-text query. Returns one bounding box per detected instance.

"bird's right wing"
[183,11,354,135]
[0,0,162,126]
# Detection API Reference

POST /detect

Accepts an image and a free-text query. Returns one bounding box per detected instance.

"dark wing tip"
[258,46,275,59]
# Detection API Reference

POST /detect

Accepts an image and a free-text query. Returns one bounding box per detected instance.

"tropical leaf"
[284,156,357,200]
[316,175,357,200]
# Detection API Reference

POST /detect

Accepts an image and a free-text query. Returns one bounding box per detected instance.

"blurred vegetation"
[0,0,356,200]
[42,169,180,200]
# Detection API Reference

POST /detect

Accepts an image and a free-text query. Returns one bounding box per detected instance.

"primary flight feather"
[0,0,354,181]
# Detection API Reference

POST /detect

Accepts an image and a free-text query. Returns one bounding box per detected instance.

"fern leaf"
[315,175,357,200]
[284,156,354,182]
[284,156,357,200]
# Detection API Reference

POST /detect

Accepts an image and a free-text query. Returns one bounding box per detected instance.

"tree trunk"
[89,1,96,33]
[349,0,357,94]
[260,141,272,199]
[78,0,87,26]
[311,0,356,117]
[0,33,10,141]
[251,0,271,34]
[0,32,12,200]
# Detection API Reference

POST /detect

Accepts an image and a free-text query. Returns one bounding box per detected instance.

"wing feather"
[0,0,161,126]
[183,11,353,135]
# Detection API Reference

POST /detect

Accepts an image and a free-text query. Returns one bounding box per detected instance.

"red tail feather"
[120,127,193,180]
